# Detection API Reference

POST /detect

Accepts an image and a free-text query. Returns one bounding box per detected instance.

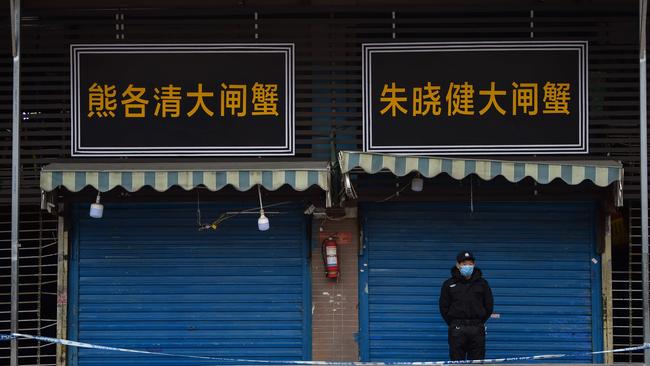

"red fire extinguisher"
[322,236,339,279]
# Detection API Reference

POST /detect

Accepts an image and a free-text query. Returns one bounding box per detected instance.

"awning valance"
[339,151,623,188]
[40,161,330,193]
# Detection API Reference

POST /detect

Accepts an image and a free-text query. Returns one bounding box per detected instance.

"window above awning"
[40,161,330,194]
[339,151,623,188]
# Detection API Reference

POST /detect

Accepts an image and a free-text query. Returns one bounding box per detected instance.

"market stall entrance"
[67,202,311,366]
[359,202,601,363]
[40,161,330,366]
[340,151,623,363]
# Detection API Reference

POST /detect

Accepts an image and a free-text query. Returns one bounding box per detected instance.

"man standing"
[439,251,494,361]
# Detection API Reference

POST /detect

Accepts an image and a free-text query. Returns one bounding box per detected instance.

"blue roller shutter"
[360,202,601,363]
[68,202,310,366]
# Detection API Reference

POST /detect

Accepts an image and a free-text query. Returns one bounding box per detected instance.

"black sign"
[363,42,588,155]
[71,44,294,156]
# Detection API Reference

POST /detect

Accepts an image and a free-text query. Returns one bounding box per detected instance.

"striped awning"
[40,161,330,193]
[339,151,623,187]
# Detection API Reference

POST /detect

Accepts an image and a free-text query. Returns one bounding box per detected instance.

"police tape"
[1,332,649,365]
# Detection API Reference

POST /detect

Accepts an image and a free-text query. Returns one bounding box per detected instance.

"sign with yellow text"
[71,44,294,156]
[363,42,587,155]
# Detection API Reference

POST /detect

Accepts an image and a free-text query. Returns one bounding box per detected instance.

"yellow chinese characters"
[187,83,215,117]
[446,82,475,116]
[478,82,506,116]
[379,82,408,117]
[377,81,571,118]
[86,82,281,119]
[252,83,280,116]
[121,84,148,118]
[412,82,441,116]
[542,82,570,114]
[512,82,538,116]
[154,85,182,118]
[221,83,247,117]
[87,83,117,118]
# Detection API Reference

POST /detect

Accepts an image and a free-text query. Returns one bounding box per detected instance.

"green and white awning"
[339,151,623,187]
[41,161,330,193]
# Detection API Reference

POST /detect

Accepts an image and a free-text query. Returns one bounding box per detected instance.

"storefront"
[40,156,624,365]
[360,202,600,362]
[341,40,626,363]
[10,3,640,365]
[341,152,622,363]
[40,163,330,365]
[67,202,310,364]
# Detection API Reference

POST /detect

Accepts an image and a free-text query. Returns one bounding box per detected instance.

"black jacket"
[439,267,494,325]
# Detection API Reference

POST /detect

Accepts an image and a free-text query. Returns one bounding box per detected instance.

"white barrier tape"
[2,333,650,365]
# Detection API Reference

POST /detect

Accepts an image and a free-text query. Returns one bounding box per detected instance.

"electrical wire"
[376,183,409,202]
[198,200,293,231]
[258,185,264,211]
[196,191,202,227]
[470,175,474,213]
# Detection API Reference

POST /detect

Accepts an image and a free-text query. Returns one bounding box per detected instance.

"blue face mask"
[459,265,474,277]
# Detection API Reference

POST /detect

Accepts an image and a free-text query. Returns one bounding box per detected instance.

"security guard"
[439,251,493,361]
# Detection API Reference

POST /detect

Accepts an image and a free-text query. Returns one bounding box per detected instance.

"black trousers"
[448,323,485,361]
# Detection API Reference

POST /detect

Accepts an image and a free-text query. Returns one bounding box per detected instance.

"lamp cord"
[196,191,202,227]
[470,176,474,213]
[257,185,264,212]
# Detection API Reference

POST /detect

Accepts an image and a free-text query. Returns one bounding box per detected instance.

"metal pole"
[639,0,650,364]
[10,0,20,366]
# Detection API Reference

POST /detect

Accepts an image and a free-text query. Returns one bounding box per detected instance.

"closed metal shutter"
[68,202,310,366]
[360,202,601,363]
